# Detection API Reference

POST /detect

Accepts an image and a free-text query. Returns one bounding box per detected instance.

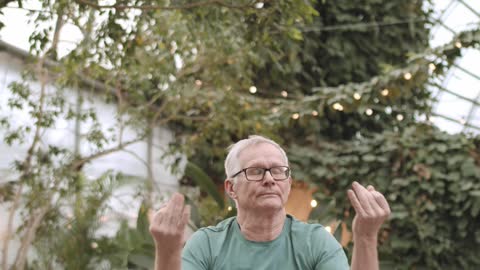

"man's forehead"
[237,143,286,166]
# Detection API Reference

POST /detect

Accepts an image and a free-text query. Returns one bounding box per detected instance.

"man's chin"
[255,199,283,210]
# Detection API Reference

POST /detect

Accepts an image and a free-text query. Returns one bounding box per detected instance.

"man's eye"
[248,168,264,175]
[271,167,284,174]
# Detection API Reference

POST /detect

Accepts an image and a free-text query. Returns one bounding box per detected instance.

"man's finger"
[347,189,366,216]
[180,205,191,228]
[352,182,374,214]
[372,191,391,214]
[168,193,185,225]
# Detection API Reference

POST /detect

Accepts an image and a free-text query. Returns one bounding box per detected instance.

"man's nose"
[262,170,276,185]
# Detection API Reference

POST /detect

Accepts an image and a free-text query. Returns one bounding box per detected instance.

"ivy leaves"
[289,124,480,268]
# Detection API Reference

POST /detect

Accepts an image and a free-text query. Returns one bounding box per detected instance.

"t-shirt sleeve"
[314,246,350,270]
[182,230,211,270]
[312,227,350,270]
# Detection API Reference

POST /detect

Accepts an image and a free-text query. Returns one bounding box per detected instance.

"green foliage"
[29,171,129,269]
[102,202,156,270]
[184,161,224,209]
[289,125,480,269]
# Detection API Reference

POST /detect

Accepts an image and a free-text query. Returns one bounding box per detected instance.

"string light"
[385,106,392,114]
[292,113,300,120]
[227,206,233,211]
[353,93,362,100]
[255,2,264,8]
[271,107,279,113]
[455,41,462,48]
[91,242,98,249]
[310,199,318,208]
[249,86,257,94]
[311,110,318,116]
[281,90,288,98]
[332,103,344,111]
[366,108,373,116]
[381,88,389,96]
[226,85,232,91]
[325,226,332,233]
[99,216,108,223]
[195,80,202,86]
[429,63,436,71]
[404,72,412,80]
[396,114,404,121]
[459,117,466,125]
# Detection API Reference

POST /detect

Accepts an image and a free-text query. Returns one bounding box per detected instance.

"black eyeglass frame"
[230,166,291,181]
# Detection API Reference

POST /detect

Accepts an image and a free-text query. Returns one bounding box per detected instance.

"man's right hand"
[149,192,191,256]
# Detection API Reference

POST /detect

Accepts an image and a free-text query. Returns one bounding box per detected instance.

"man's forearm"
[350,236,379,270]
[154,249,182,270]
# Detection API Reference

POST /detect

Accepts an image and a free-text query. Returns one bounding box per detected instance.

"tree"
[0,0,317,268]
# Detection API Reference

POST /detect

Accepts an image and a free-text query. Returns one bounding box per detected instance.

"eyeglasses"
[230,166,291,181]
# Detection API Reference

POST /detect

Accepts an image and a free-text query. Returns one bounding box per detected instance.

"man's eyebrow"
[246,161,285,167]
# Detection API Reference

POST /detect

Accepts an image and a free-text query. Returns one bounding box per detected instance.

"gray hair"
[224,135,289,181]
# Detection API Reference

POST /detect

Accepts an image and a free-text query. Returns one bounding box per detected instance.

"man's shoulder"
[288,215,337,242]
[288,214,326,231]
[197,216,237,234]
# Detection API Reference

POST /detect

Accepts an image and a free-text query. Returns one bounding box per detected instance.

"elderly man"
[150,135,390,270]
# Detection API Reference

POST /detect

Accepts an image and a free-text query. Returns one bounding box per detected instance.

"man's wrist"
[155,242,183,257]
[353,235,378,246]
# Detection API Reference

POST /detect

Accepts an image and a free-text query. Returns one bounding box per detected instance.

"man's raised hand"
[347,181,390,240]
[149,192,191,253]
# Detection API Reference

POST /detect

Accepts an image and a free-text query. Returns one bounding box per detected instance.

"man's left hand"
[347,181,391,241]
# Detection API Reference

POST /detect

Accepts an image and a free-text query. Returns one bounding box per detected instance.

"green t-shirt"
[182,215,349,270]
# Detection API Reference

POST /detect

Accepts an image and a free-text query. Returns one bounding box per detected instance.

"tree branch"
[75,0,255,11]
[1,54,50,270]
[69,136,146,170]
[11,205,49,270]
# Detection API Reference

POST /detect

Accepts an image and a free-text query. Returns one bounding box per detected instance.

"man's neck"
[236,208,287,242]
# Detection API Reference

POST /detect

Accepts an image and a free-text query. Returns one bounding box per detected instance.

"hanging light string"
[301,18,429,33]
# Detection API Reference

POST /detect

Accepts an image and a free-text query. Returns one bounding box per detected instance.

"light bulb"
[381,89,389,96]
[310,199,318,208]
[333,103,344,111]
[366,108,373,116]
[255,2,264,8]
[292,113,300,120]
[249,86,257,94]
[404,72,412,80]
[353,93,362,100]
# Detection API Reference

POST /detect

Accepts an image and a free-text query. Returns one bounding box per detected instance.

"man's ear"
[225,179,237,199]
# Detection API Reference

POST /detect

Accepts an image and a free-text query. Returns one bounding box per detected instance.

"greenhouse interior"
[0,0,479,269]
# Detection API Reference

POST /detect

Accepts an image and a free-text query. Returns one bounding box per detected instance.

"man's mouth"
[258,193,277,197]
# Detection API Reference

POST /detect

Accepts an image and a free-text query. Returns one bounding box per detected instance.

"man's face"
[227,143,292,212]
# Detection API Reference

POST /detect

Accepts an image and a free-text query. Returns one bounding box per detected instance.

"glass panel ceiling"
[430,0,480,134]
